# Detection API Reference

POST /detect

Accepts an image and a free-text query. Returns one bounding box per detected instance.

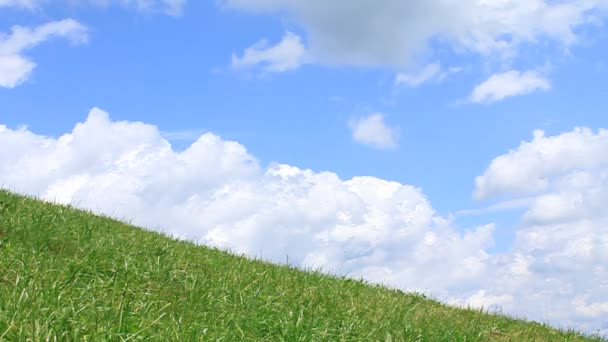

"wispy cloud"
[0,19,88,88]
[232,32,307,73]
[395,63,463,87]
[469,70,550,104]
[160,128,206,142]
[456,197,534,216]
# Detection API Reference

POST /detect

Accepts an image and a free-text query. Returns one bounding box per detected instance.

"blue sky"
[1,2,605,213]
[2,0,608,334]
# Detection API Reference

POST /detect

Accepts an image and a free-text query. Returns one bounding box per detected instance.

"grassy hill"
[0,190,604,341]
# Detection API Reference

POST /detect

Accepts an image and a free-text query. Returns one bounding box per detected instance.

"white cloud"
[349,113,398,149]
[470,70,551,103]
[471,127,608,334]
[456,197,534,216]
[1,109,607,335]
[0,55,35,88]
[0,19,88,88]
[221,0,608,68]
[462,290,514,311]
[0,108,491,297]
[395,63,464,87]
[232,31,307,73]
[475,128,608,200]
[395,63,442,87]
[575,297,608,319]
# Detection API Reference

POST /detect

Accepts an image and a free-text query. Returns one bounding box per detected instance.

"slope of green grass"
[0,190,604,341]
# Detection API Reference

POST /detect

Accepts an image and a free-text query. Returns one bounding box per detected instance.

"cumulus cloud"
[349,113,398,149]
[221,0,607,68]
[471,127,608,335]
[232,31,307,73]
[470,70,551,103]
[0,108,490,295]
[1,109,607,335]
[475,128,608,200]
[0,19,88,88]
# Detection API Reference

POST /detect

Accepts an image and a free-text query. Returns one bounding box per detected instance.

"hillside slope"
[0,190,603,341]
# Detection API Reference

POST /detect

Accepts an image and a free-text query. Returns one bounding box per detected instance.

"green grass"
[0,190,604,341]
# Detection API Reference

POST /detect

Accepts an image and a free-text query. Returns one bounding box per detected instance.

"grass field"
[0,189,604,341]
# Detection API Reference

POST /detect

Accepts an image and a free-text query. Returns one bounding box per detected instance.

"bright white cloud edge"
[0,109,607,336]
